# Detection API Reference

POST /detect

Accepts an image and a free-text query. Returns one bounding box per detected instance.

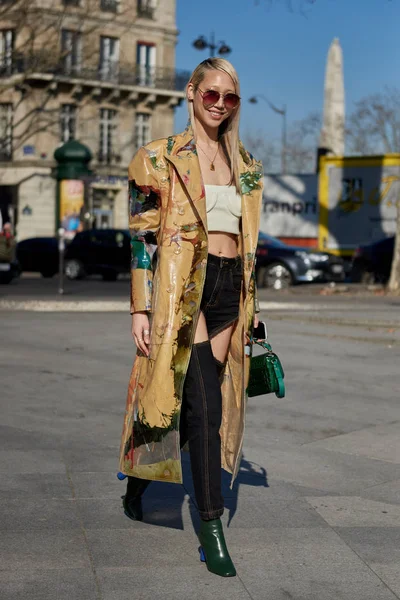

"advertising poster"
[260,174,318,240]
[319,156,400,253]
[60,179,84,239]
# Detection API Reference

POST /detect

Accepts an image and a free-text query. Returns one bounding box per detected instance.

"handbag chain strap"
[252,339,273,352]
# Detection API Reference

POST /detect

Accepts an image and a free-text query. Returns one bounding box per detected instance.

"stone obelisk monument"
[319,38,345,156]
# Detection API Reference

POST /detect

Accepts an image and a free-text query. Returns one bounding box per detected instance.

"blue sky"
[174,0,400,143]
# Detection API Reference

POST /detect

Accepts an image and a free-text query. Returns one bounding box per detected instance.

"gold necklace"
[197,142,219,171]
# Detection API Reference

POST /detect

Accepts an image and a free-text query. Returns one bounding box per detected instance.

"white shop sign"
[260,174,318,238]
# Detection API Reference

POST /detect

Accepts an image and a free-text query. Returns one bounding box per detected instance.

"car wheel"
[0,272,13,284]
[65,259,85,280]
[102,271,118,282]
[13,262,22,278]
[261,262,293,290]
[350,263,375,284]
[360,271,376,284]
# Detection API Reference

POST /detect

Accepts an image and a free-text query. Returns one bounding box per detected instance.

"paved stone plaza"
[1,289,399,599]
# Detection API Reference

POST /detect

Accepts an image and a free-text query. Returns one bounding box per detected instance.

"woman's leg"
[183,312,224,520]
[210,323,235,383]
[123,476,151,521]
[210,323,235,364]
[124,313,220,523]
[183,311,236,520]
[186,312,237,576]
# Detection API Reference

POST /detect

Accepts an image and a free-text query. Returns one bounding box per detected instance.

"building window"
[61,29,82,75]
[99,36,119,81]
[136,42,156,86]
[0,30,14,75]
[137,0,156,19]
[0,103,13,161]
[134,113,151,152]
[60,105,76,143]
[62,0,80,5]
[99,108,117,163]
[100,0,119,12]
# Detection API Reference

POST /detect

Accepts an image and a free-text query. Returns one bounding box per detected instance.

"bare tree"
[388,207,400,293]
[253,0,394,9]
[347,88,400,155]
[284,111,321,173]
[346,89,400,293]
[244,132,279,173]
[0,0,136,155]
[253,0,318,15]
[244,112,321,174]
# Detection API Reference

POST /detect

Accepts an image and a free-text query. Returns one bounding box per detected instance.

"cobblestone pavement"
[0,296,399,599]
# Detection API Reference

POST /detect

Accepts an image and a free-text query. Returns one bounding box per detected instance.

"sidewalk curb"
[0,299,353,312]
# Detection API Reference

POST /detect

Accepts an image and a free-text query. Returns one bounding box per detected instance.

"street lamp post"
[192,32,232,57]
[249,95,287,174]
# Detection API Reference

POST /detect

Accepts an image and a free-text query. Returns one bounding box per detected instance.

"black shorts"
[200,253,242,338]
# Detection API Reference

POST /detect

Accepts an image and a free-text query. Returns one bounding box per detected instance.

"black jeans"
[128,254,242,521]
[180,253,242,520]
[200,253,243,340]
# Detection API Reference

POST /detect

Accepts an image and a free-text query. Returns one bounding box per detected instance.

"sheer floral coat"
[119,126,263,485]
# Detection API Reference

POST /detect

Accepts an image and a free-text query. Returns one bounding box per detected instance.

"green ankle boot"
[198,518,236,577]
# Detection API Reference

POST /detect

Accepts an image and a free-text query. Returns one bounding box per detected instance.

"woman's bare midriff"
[208,231,238,258]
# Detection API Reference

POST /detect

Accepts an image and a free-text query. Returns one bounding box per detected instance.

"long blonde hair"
[187,58,241,193]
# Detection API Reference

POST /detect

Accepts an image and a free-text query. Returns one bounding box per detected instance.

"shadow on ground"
[127,455,269,531]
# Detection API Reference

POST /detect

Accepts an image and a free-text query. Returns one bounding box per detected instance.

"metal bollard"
[58,227,65,295]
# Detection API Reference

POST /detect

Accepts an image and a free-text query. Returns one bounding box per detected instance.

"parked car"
[256,232,345,289]
[16,237,59,277]
[350,236,394,284]
[64,229,130,280]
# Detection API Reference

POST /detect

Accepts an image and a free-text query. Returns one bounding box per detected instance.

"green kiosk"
[53,140,92,293]
[54,140,92,234]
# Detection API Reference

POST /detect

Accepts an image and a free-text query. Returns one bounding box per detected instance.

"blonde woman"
[119,58,263,577]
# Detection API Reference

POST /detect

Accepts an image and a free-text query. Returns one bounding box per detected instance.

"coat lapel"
[165,127,207,231]
[239,145,263,291]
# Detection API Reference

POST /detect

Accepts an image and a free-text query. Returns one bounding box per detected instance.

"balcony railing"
[0,55,190,92]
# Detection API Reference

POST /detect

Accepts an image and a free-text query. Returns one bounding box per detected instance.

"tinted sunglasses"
[198,88,241,110]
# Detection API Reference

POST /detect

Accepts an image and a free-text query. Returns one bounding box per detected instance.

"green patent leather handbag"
[247,340,285,399]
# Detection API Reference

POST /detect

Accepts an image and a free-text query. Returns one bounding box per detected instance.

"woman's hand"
[244,314,260,345]
[131,311,150,357]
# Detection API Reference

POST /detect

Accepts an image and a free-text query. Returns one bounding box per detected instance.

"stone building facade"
[0,0,188,239]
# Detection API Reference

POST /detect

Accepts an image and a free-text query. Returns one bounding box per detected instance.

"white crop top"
[205,185,242,235]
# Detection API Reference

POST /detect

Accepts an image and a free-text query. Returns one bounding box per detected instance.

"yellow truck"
[318,154,400,256]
